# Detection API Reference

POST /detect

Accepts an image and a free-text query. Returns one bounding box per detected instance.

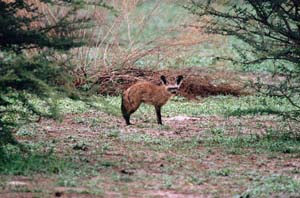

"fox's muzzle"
[167,87,178,94]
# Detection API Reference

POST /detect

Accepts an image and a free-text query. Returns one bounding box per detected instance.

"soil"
[2,109,300,197]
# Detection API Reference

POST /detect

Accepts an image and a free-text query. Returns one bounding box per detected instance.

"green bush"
[0,0,92,151]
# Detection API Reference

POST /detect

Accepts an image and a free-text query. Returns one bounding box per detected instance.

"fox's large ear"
[176,75,183,86]
[160,75,168,85]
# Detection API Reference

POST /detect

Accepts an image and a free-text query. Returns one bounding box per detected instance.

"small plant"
[16,125,37,137]
[106,129,120,138]
[210,128,225,136]
[119,175,134,183]
[57,176,78,187]
[209,168,232,177]
[100,160,117,168]
[89,118,103,127]
[0,146,73,175]
[225,148,244,155]
[73,141,89,151]
[162,175,174,189]
[188,176,205,185]
[72,117,87,124]
[241,175,300,197]
[100,143,111,154]
[153,124,171,131]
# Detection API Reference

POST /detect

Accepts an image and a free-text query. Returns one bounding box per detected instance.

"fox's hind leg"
[123,113,131,125]
[121,95,141,125]
[122,108,132,125]
[121,97,132,125]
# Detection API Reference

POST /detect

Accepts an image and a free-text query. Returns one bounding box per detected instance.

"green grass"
[8,94,294,121]
[165,95,294,117]
[0,145,74,175]
[203,127,300,154]
[1,94,300,197]
[209,168,232,177]
[241,175,300,197]
[127,95,291,117]
[14,94,298,156]
[87,96,121,116]
[79,95,293,123]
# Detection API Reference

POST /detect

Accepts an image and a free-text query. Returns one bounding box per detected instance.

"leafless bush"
[96,67,250,98]
[17,0,228,91]
[67,0,224,83]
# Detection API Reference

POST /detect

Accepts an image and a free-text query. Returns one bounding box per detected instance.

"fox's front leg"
[155,106,162,125]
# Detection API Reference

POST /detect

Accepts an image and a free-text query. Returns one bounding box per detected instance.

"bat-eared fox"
[121,75,183,125]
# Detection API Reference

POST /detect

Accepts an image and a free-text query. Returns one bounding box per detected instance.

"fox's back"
[124,81,171,107]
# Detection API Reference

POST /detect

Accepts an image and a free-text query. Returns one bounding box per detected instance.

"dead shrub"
[93,67,251,99]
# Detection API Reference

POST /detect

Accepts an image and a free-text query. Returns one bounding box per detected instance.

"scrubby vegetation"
[1,0,300,197]
[1,95,300,197]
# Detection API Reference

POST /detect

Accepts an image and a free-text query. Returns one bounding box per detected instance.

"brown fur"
[121,75,183,125]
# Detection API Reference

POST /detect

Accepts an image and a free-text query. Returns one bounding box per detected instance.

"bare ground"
[2,109,300,198]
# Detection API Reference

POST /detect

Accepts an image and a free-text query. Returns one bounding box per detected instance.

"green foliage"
[205,128,300,154]
[106,129,120,138]
[57,175,79,187]
[162,175,174,189]
[83,94,294,121]
[1,93,299,196]
[241,175,300,197]
[188,175,205,185]
[87,96,121,116]
[0,0,86,52]
[0,145,73,175]
[186,0,300,120]
[209,168,232,177]
[166,95,293,117]
[0,0,93,150]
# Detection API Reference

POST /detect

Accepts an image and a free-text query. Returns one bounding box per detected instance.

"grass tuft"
[241,175,300,197]
[0,146,74,175]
